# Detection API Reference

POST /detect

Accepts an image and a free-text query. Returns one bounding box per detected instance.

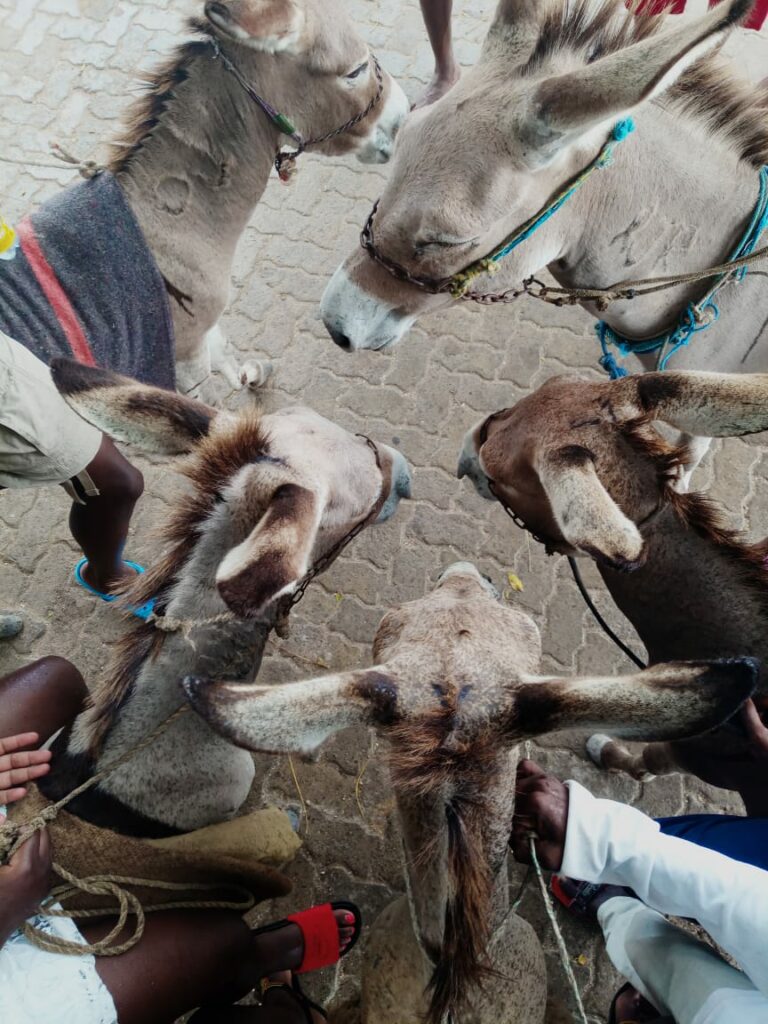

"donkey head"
[184,560,755,1023]
[321,0,752,350]
[203,0,408,163]
[458,370,768,570]
[52,360,411,618]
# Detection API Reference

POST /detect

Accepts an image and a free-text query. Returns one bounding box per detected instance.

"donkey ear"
[204,0,306,54]
[216,483,321,617]
[538,444,643,570]
[523,0,749,159]
[506,658,757,742]
[484,0,540,63]
[51,359,215,454]
[623,371,768,438]
[183,667,398,753]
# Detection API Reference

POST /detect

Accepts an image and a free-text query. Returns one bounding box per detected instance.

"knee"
[93,448,144,504]
[34,656,88,712]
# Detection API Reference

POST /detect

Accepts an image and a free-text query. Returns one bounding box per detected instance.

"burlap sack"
[7,785,296,915]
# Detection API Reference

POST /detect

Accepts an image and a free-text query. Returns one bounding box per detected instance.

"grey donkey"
[184,562,756,1024]
[37,358,411,838]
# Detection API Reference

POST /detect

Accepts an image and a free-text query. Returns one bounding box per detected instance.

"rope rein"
[0,142,103,179]
[0,703,261,957]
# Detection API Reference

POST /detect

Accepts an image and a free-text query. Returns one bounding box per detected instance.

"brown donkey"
[36,359,411,837]
[458,370,768,812]
[184,562,755,1024]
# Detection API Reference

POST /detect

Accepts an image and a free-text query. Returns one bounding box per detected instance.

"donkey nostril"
[329,327,353,351]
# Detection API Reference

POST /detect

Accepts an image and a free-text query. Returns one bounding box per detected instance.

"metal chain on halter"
[210,36,384,183]
[149,436,384,636]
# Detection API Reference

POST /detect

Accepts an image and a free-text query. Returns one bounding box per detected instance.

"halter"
[476,409,652,668]
[360,119,636,301]
[209,37,384,183]
[148,435,385,637]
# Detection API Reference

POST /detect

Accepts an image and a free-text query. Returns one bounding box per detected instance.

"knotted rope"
[0,142,103,179]
[0,703,255,956]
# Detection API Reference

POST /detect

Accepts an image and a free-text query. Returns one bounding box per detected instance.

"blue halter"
[597,165,768,379]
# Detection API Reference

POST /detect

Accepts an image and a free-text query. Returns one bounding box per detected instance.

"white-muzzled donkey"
[37,359,411,838]
[184,562,756,1024]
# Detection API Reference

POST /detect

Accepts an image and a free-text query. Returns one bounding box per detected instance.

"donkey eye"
[414,237,479,258]
[345,60,369,81]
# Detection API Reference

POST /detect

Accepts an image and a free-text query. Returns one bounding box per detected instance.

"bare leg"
[0,656,87,743]
[68,435,144,594]
[87,908,354,1024]
[413,0,460,109]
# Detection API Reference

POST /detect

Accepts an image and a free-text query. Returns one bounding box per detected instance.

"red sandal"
[254,900,363,975]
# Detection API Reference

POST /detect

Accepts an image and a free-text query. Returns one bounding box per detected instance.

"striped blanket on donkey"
[0,171,175,389]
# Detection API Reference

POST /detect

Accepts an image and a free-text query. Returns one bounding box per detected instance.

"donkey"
[457,369,768,812]
[36,358,411,837]
[0,0,408,394]
[183,562,756,1024]
[321,0,767,391]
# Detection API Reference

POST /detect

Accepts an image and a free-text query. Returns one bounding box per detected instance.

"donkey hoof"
[239,360,273,390]
[586,733,613,767]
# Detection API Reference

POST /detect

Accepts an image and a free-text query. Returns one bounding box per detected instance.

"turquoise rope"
[489,118,636,265]
[598,165,768,379]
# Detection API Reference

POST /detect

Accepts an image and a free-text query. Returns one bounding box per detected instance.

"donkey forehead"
[303,0,369,69]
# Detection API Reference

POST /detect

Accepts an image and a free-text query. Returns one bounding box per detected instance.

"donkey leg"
[587,736,679,781]
[206,322,273,392]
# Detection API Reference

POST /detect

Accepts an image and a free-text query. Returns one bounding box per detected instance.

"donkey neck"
[65,517,277,833]
[553,103,763,359]
[114,40,285,335]
[598,504,768,692]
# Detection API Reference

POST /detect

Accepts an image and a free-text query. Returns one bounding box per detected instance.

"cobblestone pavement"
[1,2,766,1019]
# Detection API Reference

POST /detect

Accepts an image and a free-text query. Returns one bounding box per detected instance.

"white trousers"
[561,781,768,1024]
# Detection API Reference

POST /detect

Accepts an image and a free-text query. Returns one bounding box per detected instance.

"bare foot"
[613,983,665,1023]
[411,62,461,109]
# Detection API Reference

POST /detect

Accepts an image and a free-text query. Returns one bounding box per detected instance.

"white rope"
[521,739,592,1024]
[0,142,102,179]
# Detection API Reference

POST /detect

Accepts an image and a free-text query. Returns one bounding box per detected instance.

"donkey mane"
[521,0,768,167]
[107,18,215,174]
[622,415,768,597]
[387,704,500,1024]
[83,414,272,753]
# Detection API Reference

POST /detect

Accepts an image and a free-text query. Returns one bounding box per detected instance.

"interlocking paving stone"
[0,2,765,1019]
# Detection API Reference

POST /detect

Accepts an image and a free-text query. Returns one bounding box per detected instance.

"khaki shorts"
[0,330,102,500]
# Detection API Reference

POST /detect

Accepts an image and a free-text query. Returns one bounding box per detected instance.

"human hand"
[0,829,52,943]
[0,733,51,808]
[509,759,569,871]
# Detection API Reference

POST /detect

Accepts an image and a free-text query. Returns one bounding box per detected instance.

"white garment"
[561,781,768,1023]
[0,906,117,1024]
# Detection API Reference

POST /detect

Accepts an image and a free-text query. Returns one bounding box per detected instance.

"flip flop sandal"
[74,558,155,621]
[254,901,362,976]
[260,981,327,1023]
[551,875,609,920]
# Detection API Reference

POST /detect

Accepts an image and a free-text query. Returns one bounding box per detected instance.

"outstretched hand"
[510,759,569,872]
[0,733,51,810]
